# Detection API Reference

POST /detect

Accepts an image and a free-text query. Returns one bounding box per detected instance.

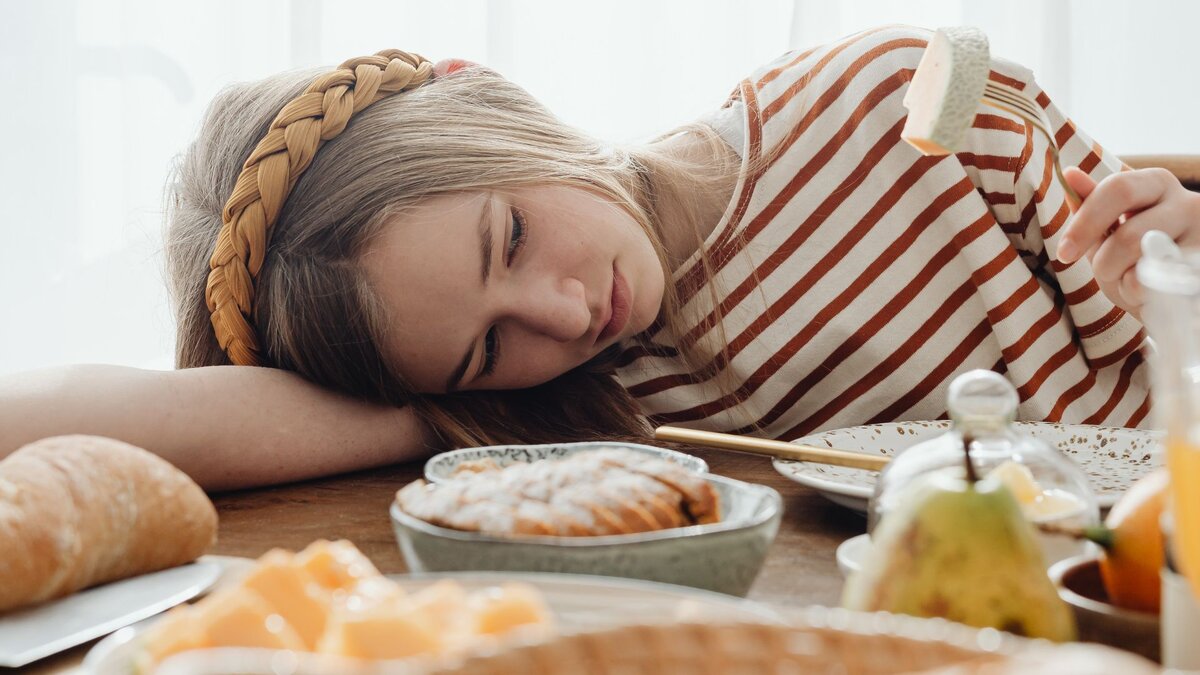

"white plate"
[774,421,1161,513]
[0,560,221,667]
[84,570,782,674]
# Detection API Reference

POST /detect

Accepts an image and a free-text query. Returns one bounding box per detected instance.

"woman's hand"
[1056,166,1200,321]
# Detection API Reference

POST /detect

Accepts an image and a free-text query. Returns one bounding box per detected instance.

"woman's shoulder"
[738,24,934,101]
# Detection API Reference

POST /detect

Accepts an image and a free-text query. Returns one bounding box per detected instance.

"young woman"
[3,26,1197,490]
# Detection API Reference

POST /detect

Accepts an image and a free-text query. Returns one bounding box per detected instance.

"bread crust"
[0,435,217,612]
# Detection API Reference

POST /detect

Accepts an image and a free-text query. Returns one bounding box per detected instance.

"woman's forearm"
[0,364,436,491]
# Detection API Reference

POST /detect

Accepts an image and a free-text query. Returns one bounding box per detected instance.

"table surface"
[17,446,866,674]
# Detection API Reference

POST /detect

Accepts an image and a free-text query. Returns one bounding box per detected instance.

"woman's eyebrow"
[477,195,493,283]
[447,196,495,392]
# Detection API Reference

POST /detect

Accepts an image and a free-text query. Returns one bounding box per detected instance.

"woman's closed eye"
[480,207,528,379]
[506,207,527,264]
[480,325,501,378]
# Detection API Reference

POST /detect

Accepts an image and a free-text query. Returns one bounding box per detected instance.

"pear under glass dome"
[869,370,1100,534]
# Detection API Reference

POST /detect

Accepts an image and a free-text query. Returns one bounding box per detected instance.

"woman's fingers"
[1085,205,1191,320]
[1062,166,1098,206]
[1089,193,1192,273]
[1119,267,1144,316]
[1054,166,1198,321]
[1057,168,1177,263]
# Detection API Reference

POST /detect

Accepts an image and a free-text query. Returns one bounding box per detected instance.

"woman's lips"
[598,267,631,344]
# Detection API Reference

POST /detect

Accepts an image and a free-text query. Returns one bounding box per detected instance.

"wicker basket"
[426,620,999,675]
[417,609,1160,675]
[152,609,1161,675]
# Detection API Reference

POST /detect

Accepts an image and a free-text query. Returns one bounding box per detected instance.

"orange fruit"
[1097,469,1168,613]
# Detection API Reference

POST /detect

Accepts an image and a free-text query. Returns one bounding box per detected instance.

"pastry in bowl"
[391,446,780,596]
[395,448,720,537]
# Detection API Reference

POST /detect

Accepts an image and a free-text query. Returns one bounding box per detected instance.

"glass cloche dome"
[869,370,1100,562]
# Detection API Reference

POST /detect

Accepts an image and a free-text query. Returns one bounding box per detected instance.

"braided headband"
[205,49,434,366]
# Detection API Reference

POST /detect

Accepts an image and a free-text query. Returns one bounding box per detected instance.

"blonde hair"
[166,62,739,448]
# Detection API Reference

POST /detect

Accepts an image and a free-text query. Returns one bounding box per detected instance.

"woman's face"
[362,184,666,393]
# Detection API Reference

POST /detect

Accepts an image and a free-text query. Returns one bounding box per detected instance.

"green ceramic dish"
[391,472,782,597]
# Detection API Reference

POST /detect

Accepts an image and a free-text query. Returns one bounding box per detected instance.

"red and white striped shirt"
[615,25,1150,440]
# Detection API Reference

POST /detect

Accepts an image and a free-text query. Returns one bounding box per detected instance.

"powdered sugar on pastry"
[395,449,719,537]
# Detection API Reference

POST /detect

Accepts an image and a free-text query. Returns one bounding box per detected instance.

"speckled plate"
[424,441,708,484]
[774,421,1162,513]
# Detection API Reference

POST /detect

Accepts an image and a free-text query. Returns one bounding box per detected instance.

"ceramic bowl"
[423,441,708,484]
[1048,555,1160,662]
[390,472,782,597]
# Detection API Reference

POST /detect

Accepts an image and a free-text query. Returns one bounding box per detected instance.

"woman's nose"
[509,276,592,343]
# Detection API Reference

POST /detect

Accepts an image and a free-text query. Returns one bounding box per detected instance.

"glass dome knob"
[948,369,1019,430]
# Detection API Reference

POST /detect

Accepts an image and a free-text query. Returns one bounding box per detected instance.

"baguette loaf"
[0,435,218,612]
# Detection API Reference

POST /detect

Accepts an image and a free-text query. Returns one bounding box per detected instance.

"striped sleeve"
[955,57,1146,367]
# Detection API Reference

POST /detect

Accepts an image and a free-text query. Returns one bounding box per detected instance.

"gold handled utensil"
[980,80,1082,209]
[654,426,890,471]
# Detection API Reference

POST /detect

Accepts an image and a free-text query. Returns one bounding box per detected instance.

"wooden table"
[209,446,866,605]
[18,446,865,674]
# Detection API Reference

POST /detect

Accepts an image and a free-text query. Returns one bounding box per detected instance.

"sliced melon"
[407,579,471,633]
[470,583,555,636]
[320,605,443,659]
[239,549,329,648]
[136,606,207,673]
[293,539,381,591]
[987,460,1042,505]
[901,26,991,156]
[136,542,559,670]
[194,587,306,650]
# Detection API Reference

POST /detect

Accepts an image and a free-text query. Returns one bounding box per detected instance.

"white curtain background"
[1,0,1195,376]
